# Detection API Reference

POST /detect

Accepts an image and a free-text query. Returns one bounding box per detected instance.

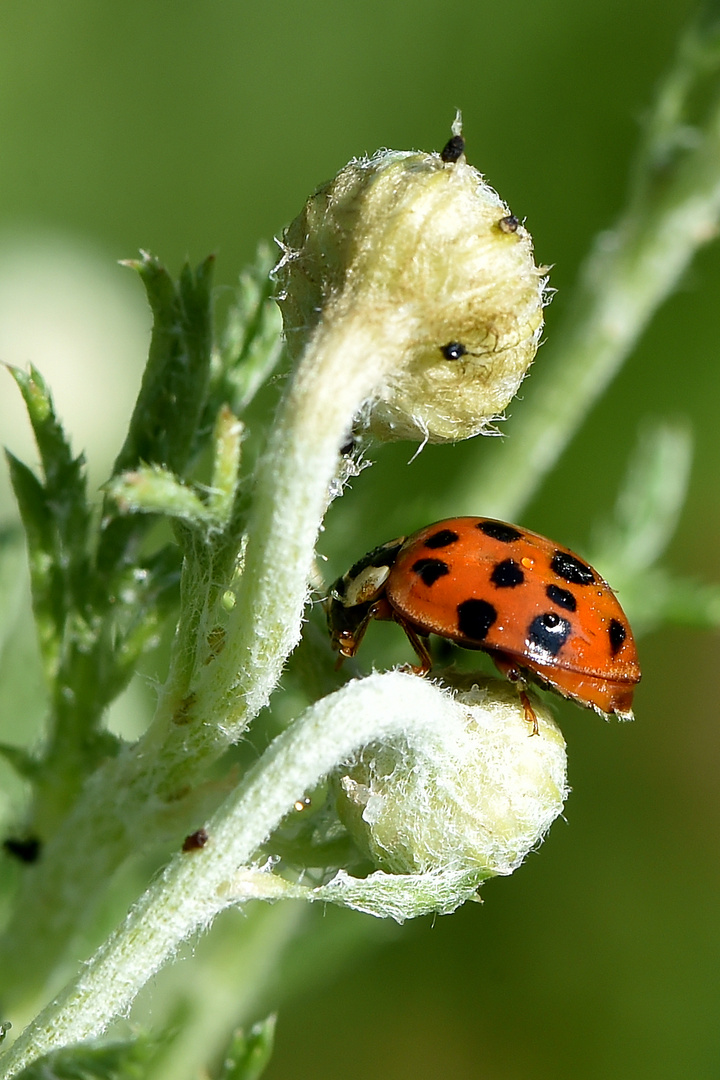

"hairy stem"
[191,304,415,733]
[0,674,458,1077]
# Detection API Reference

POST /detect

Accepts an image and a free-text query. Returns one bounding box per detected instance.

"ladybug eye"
[440,342,467,361]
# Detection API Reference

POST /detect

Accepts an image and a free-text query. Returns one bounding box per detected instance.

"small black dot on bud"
[441,134,465,163]
[498,215,520,234]
[440,342,467,361]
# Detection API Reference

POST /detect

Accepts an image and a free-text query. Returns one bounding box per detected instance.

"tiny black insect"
[182,828,209,852]
[498,214,520,234]
[440,134,465,163]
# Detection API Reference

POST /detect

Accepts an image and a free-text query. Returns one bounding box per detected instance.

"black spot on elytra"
[424,528,460,549]
[477,520,523,543]
[546,583,577,611]
[457,598,497,641]
[412,558,450,587]
[527,612,572,657]
[490,558,524,588]
[608,618,627,655]
[440,134,465,162]
[440,342,467,361]
[550,550,595,586]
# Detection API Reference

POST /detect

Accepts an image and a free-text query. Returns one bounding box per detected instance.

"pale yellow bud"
[336,679,567,879]
[277,143,547,442]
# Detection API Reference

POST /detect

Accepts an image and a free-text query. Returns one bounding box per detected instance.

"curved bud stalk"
[0,673,567,1078]
[226,680,567,923]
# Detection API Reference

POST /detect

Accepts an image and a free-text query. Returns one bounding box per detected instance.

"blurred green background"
[1,2,720,1078]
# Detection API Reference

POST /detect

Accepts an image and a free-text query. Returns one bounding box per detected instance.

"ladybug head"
[325,537,405,661]
[325,583,372,660]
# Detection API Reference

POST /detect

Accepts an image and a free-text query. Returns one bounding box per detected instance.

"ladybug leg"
[333,603,383,666]
[518,688,539,737]
[395,617,433,676]
[493,656,539,736]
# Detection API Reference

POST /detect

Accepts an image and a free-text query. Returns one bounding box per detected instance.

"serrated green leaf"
[8,366,74,478]
[6,367,91,559]
[13,1032,160,1080]
[216,1016,276,1080]
[5,450,64,678]
[106,465,211,525]
[96,253,215,578]
[207,243,283,421]
[4,365,93,690]
[113,252,215,479]
[5,452,53,560]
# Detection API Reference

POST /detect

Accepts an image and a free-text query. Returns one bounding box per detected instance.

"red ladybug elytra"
[326,516,640,725]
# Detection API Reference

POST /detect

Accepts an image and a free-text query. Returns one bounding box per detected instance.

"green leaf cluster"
[0,246,282,844]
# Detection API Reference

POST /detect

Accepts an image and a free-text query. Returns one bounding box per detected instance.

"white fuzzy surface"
[338,678,568,878]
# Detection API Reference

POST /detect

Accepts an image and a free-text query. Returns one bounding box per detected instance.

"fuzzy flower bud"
[336,678,568,879]
[277,130,547,442]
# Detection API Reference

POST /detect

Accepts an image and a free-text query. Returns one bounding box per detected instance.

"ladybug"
[326,517,640,727]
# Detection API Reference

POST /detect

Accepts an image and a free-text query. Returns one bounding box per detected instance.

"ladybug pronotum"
[326,517,641,727]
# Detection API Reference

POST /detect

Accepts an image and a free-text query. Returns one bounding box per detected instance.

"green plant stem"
[0,673,459,1078]
[188,303,415,733]
[463,14,720,521]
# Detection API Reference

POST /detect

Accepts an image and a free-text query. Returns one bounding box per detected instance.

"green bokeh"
[1,2,719,1078]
